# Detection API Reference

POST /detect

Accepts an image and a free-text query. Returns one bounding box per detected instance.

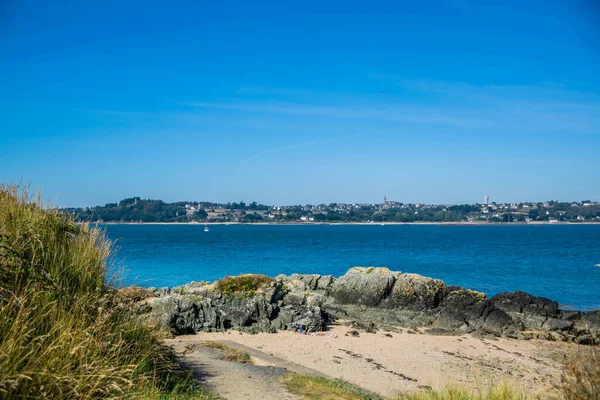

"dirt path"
[166,338,324,400]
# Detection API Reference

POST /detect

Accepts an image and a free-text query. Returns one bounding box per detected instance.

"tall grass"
[0,184,211,399]
[559,345,600,400]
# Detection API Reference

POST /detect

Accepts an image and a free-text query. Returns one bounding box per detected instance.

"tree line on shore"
[66,197,600,224]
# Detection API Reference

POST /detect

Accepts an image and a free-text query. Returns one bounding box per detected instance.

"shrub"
[0,184,212,399]
[213,274,273,296]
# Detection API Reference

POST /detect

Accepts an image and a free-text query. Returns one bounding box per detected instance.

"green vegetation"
[281,375,538,400]
[0,185,213,399]
[280,374,383,400]
[213,274,273,296]
[200,341,253,364]
[394,383,535,400]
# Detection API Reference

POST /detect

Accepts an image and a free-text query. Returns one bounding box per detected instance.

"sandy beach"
[172,324,574,398]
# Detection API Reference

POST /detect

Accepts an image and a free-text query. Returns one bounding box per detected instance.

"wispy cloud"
[236,134,358,170]
[236,140,317,170]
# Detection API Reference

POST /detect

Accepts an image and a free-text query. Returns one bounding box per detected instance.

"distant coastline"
[97,221,600,226]
[68,197,600,225]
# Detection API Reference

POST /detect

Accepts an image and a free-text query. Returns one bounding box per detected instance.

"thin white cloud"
[236,135,358,170]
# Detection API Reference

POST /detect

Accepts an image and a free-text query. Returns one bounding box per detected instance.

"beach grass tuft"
[0,184,214,399]
[213,274,273,297]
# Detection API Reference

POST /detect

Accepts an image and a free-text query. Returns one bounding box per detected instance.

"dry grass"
[558,345,600,400]
[200,341,253,364]
[0,184,214,399]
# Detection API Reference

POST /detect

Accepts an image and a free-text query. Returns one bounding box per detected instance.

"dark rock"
[491,291,558,318]
[575,334,597,345]
[347,330,360,337]
[584,310,600,326]
[481,309,514,336]
[424,328,461,336]
[490,291,532,313]
[433,289,492,332]
[522,314,548,330]
[527,296,559,317]
[559,310,582,321]
[542,318,573,332]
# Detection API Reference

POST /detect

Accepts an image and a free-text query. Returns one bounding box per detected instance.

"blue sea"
[104,224,600,310]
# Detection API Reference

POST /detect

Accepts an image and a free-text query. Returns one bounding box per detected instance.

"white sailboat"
[204,224,209,232]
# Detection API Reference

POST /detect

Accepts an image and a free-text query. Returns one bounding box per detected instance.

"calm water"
[104,224,600,310]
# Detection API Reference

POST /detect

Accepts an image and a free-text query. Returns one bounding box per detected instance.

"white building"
[484,195,489,205]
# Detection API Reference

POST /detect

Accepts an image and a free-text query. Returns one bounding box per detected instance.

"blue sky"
[1,0,599,206]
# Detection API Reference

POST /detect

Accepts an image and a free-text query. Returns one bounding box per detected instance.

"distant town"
[67,196,600,224]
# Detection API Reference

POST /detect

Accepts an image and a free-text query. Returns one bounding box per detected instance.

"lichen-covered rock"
[380,273,447,310]
[283,291,305,306]
[330,267,398,307]
[316,275,335,291]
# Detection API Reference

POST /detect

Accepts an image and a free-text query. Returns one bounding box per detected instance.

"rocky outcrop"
[135,267,598,343]
[330,267,397,307]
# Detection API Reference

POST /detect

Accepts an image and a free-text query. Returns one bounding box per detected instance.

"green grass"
[280,374,383,400]
[0,184,214,399]
[213,274,273,297]
[394,383,536,400]
[200,341,253,364]
[281,375,539,400]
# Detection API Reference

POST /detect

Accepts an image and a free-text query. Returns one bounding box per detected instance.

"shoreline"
[95,221,600,226]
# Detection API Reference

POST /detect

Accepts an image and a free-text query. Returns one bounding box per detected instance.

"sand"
[175,324,574,397]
